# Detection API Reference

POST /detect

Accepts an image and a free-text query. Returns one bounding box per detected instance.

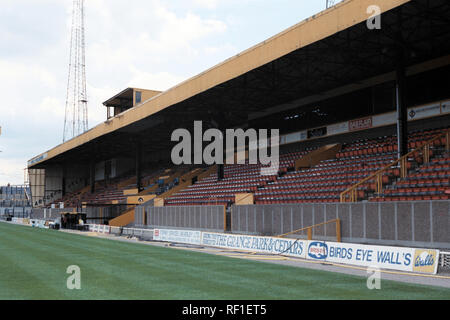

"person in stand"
[54,216,61,230]
[62,215,67,229]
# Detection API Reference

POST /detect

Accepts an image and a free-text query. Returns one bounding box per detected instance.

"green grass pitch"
[1,222,449,300]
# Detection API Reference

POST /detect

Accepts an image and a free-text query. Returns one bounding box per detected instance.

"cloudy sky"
[0,0,335,185]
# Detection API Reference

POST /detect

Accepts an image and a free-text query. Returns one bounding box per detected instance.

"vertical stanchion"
[401,158,407,178]
[375,174,380,194]
[224,205,227,232]
[446,131,450,152]
[307,227,312,240]
[336,219,341,243]
[424,144,430,164]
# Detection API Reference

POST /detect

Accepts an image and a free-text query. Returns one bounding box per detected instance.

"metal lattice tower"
[326,0,336,8]
[63,0,88,142]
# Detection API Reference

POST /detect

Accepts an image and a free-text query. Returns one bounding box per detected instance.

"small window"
[135,91,142,104]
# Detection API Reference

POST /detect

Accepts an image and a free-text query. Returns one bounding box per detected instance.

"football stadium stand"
[25,0,450,251]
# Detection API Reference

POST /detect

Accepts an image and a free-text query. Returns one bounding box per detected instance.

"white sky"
[0,0,336,185]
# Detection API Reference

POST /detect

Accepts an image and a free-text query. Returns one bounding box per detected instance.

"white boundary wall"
[154,228,440,274]
[88,224,111,234]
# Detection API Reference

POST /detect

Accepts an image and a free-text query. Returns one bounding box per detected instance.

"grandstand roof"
[29,0,450,168]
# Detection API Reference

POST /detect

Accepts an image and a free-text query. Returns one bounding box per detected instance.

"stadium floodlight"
[63,0,88,142]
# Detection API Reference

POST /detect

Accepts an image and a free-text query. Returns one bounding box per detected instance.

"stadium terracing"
[27,0,450,249]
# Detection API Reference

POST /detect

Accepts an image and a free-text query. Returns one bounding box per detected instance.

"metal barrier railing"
[340,130,450,202]
[439,251,450,271]
[277,218,341,242]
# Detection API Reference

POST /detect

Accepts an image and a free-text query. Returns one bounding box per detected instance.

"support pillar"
[395,8,408,159]
[217,128,225,181]
[396,63,408,158]
[135,140,142,192]
[217,164,224,181]
[90,161,95,194]
[62,165,66,197]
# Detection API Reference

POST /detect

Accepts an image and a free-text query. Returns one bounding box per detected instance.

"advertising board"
[153,228,202,245]
[202,232,308,259]
[306,241,439,274]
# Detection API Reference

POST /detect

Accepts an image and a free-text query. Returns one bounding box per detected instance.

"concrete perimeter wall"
[231,201,450,250]
[31,205,128,224]
[31,208,73,220]
[0,207,32,217]
[135,205,225,232]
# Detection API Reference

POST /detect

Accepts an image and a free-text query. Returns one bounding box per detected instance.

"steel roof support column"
[396,62,408,159]
[218,129,225,181]
[89,161,95,194]
[395,8,408,159]
[62,165,66,197]
[135,140,142,192]
[218,164,224,181]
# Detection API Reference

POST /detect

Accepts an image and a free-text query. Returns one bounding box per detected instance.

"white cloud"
[0,60,58,91]
[203,43,237,56]
[127,68,187,92]
[155,7,227,44]
[37,97,65,117]
[86,84,119,124]
[0,0,235,185]
[193,0,221,9]
[0,158,27,185]
[85,1,228,77]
